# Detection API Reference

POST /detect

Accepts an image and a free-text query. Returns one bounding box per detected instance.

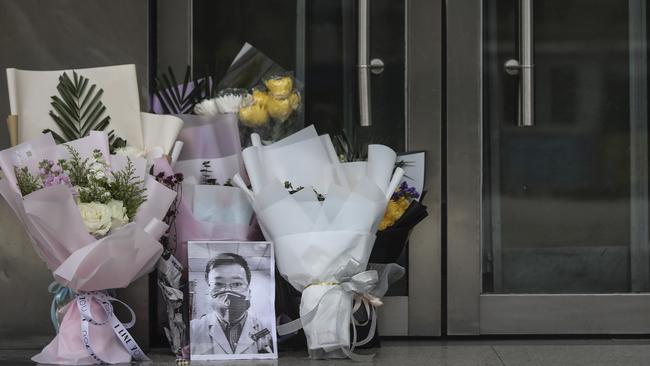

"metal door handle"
[504,0,534,127]
[357,0,384,127]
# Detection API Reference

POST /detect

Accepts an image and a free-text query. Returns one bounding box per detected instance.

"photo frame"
[188,241,277,360]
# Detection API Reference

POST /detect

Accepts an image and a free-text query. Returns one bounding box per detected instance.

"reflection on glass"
[483,0,644,293]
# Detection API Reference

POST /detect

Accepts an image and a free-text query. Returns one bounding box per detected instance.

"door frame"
[377,0,444,337]
[403,0,443,336]
[155,0,444,337]
[446,0,650,335]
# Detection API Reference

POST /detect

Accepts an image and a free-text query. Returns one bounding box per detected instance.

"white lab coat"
[190,312,270,355]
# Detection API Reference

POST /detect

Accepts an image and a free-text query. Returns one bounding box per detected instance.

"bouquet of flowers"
[232,126,404,359]
[0,131,177,364]
[231,73,302,145]
[154,44,303,147]
[370,181,428,263]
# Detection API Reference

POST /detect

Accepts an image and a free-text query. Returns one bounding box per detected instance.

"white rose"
[78,202,112,237]
[94,170,106,180]
[114,146,144,158]
[106,199,129,230]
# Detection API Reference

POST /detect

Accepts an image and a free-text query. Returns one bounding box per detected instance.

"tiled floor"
[3,339,650,365]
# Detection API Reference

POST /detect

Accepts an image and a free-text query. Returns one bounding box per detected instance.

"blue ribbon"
[48,282,75,332]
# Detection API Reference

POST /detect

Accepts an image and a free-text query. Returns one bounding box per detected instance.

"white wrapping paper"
[7,65,143,147]
[234,126,403,358]
[6,65,184,158]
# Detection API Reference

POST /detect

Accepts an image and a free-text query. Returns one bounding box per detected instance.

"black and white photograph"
[188,241,277,360]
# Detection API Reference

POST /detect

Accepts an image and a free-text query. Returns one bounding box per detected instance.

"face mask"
[212,290,250,323]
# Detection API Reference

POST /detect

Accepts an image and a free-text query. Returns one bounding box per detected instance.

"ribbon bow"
[277,260,387,361]
[48,282,75,332]
[75,291,149,364]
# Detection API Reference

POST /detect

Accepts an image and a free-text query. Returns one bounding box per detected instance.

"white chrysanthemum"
[193,98,219,116]
[78,202,112,236]
[106,199,129,230]
[215,92,252,114]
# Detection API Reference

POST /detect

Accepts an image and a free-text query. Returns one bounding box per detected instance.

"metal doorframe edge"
[406,0,443,336]
[446,0,483,335]
[480,294,650,334]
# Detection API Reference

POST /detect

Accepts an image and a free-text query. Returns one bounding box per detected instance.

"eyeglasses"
[210,281,248,292]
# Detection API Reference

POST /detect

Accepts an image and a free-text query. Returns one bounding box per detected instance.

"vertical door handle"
[504,0,534,127]
[357,0,384,127]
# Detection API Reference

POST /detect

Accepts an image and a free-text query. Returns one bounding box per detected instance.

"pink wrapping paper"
[32,301,132,365]
[152,158,261,267]
[0,133,177,365]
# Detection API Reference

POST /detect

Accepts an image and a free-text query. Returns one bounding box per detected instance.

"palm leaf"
[153,65,226,114]
[45,71,125,152]
[154,66,198,114]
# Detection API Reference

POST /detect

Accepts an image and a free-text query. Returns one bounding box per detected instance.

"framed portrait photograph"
[188,241,277,360]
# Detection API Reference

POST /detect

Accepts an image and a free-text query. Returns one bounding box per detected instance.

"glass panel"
[189,0,407,295]
[190,0,405,154]
[483,0,648,293]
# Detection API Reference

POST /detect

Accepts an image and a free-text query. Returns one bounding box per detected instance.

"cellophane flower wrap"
[0,132,177,365]
[159,113,261,261]
[215,43,303,146]
[233,126,404,359]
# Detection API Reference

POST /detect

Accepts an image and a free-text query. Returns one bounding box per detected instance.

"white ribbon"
[76,292,149,364]
[276,262,385,362]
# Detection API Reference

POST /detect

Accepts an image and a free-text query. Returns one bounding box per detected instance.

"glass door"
[155,0,442,339]
[448,0,650,334]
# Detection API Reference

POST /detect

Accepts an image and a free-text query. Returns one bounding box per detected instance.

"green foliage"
[14,166,42,196]
[74,149,111,204]
[62,145,90,187]
[45,71,125,152]
[109,158,147,220]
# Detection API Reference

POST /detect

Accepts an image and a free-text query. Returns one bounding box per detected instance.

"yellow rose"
[264,76,293,99]
[239,103,270,127]
[267,97,293,122]
[78,202,112,237]
[252,89,270,107]
[289,92,301,110]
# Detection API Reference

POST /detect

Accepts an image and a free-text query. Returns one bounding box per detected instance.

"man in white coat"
[191,253,274,355]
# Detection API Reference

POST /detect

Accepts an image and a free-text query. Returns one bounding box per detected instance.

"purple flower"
[391,181,420,201]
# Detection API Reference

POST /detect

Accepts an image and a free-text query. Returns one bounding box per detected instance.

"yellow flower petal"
[267,97,293,122]
[289,92,301,110]
[265,76,293,99]
[239,104,269,127]
[252,89,270,107]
